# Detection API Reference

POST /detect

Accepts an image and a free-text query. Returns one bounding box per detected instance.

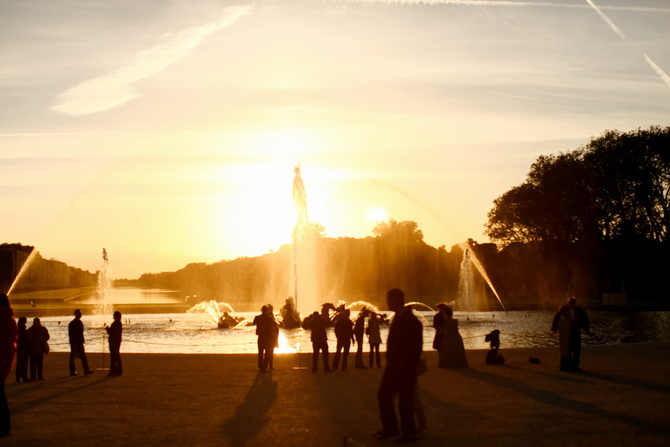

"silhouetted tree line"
[124,126,670,310]
[121,220,486,311]
[0,243,97,294]
[485,126,670,305]
[5,127,668,309]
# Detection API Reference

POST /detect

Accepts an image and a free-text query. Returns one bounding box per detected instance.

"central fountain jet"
[291,163,309,314]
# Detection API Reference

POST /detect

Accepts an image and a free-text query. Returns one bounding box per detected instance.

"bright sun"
[367,207,389,223]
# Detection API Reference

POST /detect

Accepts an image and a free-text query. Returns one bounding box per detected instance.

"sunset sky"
[1,0,669,279]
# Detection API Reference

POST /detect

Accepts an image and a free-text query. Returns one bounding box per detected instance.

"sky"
[1,0,669,279]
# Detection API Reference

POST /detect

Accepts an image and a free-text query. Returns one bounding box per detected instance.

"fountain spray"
[292,163,309,313]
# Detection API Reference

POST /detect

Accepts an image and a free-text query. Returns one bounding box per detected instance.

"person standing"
[367,311,383,368]
[0,293,17,437]
[432,303,447,355]
[332,309,354,371]
[266,310,279,371]
[302,311,331,372]
[27,318,49,381]
[353,308,369,368]
[375,288,423,443]
[438,306,468,369]
[552,306,573,371]
[552,297,590,370]
[15,316,30,383]
[68,309,93,376]
[105,311,123,376]
[253,306,276,371]
[253,305,279,371]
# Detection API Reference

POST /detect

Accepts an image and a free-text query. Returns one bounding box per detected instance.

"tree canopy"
[486,126,670,246]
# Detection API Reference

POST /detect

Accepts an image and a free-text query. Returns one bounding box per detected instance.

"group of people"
[299,305,389,373]
[0,288,592,442]
[0,296,124,437]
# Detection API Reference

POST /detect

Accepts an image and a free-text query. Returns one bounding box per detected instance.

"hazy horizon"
[2,0,669,278]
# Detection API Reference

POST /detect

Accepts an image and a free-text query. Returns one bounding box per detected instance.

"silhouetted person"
[484,330,504,365]
[0,293,17,437]
[332,309,354,371]
[439,306,468,369]
[266,310,279,370]
[375,288,422,443]
[27,317,49,381]
[367,311,382,368]
[302,311,331,372]
[353,308,369,368]
[105,311,123,376]
[432,303,447,353]
[553,306,573,371]
[551,297,590,370]
[253,306,278,371]
[68,309,93,376]
[15,316,30,382]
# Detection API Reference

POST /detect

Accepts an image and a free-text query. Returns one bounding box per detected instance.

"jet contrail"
[583,0,670,90]
[324,0,670,13]
[584,0,626,39]
[643,53,670,88]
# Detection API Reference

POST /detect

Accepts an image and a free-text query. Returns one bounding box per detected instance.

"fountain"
[291,163,318,315]
[457,243,506,312]
[7,248,39,297]
[95,248,112,315]
[187,300,236,324]
[406,301,435,312]
[345,300,379,312]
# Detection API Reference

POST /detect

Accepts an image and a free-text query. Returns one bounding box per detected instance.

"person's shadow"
[222,372,277,446]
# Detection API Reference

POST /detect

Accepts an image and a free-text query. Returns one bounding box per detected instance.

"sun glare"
[367,207,389,223]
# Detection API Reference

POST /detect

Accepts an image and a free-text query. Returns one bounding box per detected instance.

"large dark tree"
[485,126,670,302]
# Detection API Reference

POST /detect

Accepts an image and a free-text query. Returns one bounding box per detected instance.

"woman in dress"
[439,306,469,368]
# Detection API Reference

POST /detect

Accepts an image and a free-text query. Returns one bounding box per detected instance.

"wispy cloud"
[51,5,251,116]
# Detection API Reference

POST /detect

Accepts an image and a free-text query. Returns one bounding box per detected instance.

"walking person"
[15,316,30,383]
[68,309,93,376]
[27,318,49,381]
[353,308,369,368]
[105,311,123,376]
[0,293,17,437]
[375,289,423,443]
[332,309,354,371]
[367,311,382,368]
